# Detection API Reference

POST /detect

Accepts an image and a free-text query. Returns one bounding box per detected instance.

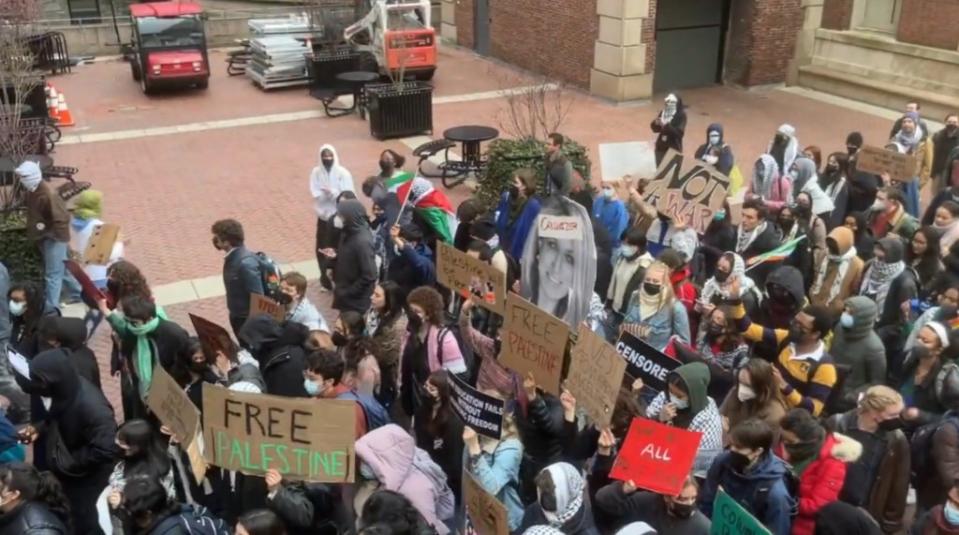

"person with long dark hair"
[820,152,850,230]
[365,282,407,412]
[0,462,71,534]
[358,490,437,535]
[106,420,176,532]
[7,281,55,358]
[720,358,788,441]
[844,212,875,263]
[237,509,288,535]
[908,227,944,303]
[413,371,464,504]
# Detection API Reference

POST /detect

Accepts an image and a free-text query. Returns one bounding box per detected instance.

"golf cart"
[125,1,210,94]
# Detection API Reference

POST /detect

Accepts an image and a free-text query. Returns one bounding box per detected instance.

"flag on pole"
[745,235,807,269]
[385,172,458,243]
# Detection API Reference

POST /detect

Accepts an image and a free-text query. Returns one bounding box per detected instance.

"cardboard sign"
[147,366,200,447]
[449,372,505,439]
[436,241,507,315]
[202,384,355,482]
[463,471,510,535]
[536,215,583,241]
[610,417,702,496]
[249,293,285,322]
[599,141,657,183]
[712,489,772,535]
[643,149,730,233]
[185,435,209,484]
[83,223,120,265]
[615,331,679,392]
[501,293,569,395]
[856,145,919,182]
[566,325,627,427]
[189,314,236,361]
[727,196,744,226]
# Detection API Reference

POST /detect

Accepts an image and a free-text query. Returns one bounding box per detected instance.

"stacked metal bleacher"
[245,14,318,89]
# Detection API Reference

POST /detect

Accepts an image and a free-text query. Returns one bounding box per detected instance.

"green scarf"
[128,317,161,399]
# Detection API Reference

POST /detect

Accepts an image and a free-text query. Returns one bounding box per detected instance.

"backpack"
[337,389,391,431]
[159,504,231,535]
[910,413,959,486]
[254,252,283,301]
[437,324,475,384]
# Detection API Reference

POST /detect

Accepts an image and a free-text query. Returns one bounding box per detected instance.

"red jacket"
[783,433,862,535]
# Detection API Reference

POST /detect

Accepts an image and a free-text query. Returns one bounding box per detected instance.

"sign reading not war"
[643,149,729,233]
[615,331,679,392]
[202,384,355,482]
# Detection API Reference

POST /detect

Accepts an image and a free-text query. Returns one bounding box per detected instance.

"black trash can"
[366,81,433,140]
[306,46,360,99]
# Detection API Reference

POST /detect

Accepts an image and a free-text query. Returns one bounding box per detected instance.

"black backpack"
[911,412,959,486]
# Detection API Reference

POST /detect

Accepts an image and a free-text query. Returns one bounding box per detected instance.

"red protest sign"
[609,417,702,496]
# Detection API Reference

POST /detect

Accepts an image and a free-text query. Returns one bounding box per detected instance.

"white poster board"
[599,141,657,181]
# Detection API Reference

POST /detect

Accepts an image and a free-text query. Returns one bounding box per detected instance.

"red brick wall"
[486,0,599,88]
[821,0,853,30]
[455,0,474,50]
[722,0,802,86]
[643,1,657,72]
[897,0,959,50]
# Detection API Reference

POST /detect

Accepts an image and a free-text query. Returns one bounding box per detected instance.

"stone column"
[787,0,825,85]
[589,0,653,102]
[440,0,457,43]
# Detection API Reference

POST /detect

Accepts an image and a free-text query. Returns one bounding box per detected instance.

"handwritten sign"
[202,384,355,482]
[146,366,208,481]
[189,314,236,362]
[610,417,702,496]
[615,331,679,392]
[83,223,120,265]
[566,325,627,427]
[501,293,569,395]
[249,293,285,322]
[856,145,919,183]
[463,471,510,535]
[537,215,582,241]
[436,242,507,315]
[449,372,505,439]
[643,149,729,233]
[712,489,772,535]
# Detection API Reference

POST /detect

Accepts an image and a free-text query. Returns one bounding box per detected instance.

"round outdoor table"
[333,71,380,118]
[443,125,499,169]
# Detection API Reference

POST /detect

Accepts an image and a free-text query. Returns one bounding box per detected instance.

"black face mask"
[706,322,724,338]
[643,283,661,296]
[728,451,752,473]
[669,502,696,519]
[795,205,811,218]
[713,270,730,284]
[508,186,520,198]
[847,146,859,156]
[379,161,393,173]
[322,159,334,170]
[788,322,805,344]
[331,332,349,347]
[188,359,208,374]
[939,305,958,322]
[107,278,120,297]
[912,345,932,361]
[768,285,791,302]
[276,293,293,306]
[878,417,904,432]
[825,164,839,174]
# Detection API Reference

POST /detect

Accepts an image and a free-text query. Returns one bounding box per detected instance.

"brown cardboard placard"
[202,384,355,482]
[83,223,120,265]
[643,149,730,233]
[189,314,236,361]
[855,145,918,183]
[463,471,510,535]
[566,324,627,428]
[436,241,507,315]
[185,435,209,483]
[146,365,200,446]
[727,197,744,227]
[500,293,569,395]
[249,293,285,322]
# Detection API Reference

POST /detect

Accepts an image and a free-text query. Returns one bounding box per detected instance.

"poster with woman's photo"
[519,196,597,329]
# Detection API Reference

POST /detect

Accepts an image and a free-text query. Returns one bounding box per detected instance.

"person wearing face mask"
[595,474,710,535]
[0,462,70,535]
[17,348,118,534]
[329,198,377,314]
[912,481,959,535]
[820,152,850,230]
[6,281,56,358]
[517,462,598,535]
[907,227,944,305]
[897,322,959,431]
[622,261,691,351]
[646,362,724,473]
[210,219,265,337]
[697,201,737,282]
[777,408,862,535]
[694,123,734,176]
[699,418,795,535]
[891,111,934,198]
[311,144,355,291]
[752,266,806,344]
[411,371,464,503]
[650,94,686,166]
[593,182,629,252]
[36,316,101,390]
[606,228,654,339]
[860,237,918,383]
[787,191,828,291]
[767,124,800,176]
[907,285,959,354]
[720,358,788,441]
[930,146,959,225]
[278,271,332,346]
[354,424,455,534]
[386,222,435,298]
[825,386,909,533]
[810,227,864,314]
[659,248,699,334]
[933,114,959,185]
[747,154,792,212]
[104,419,176,532]
[934,202,959,256]
[687,306,749,400]
[238,315,310,399]
[788,158,834,218]
[303,349,376,439]
[829,297,885,411]
[496,168,542,262]
[845,132,884,217]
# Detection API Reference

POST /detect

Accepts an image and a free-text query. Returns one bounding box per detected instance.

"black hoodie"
[333,199,377,313]
[38,316,101,390]
[239,316,309,398]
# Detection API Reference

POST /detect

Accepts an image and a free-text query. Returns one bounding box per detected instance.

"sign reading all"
[610,417,702,496]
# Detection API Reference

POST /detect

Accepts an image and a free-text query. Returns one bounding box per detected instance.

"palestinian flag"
[384,172,458,243]
[746,235,807,268]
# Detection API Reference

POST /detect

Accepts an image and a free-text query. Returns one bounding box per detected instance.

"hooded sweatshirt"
[790,157,835,216]
[810,226,864,312]
[38,316,101,390]
[829,296,885,406]
[309,144,355,221]
[694,123,735,176]
[69,191,123,283]
[749,154,792,210]
[333,199,377,313]
[237,315,309,398]
[645,362,723,474]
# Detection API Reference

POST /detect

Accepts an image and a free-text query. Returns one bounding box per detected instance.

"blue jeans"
[40,239,79,311]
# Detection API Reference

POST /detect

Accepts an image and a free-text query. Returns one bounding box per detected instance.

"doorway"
[858,0,901,33]
[473,0,490,55]
[653,0,730,93]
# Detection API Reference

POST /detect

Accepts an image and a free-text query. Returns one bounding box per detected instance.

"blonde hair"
[858,385,903,413]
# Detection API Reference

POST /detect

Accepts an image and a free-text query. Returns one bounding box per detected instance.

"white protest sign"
[537,215,583,241]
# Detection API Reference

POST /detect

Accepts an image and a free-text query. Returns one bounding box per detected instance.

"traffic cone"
[56,93,74,127]
[46,84,59,121]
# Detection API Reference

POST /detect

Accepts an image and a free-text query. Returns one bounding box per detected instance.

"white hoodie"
[309,144,355,220]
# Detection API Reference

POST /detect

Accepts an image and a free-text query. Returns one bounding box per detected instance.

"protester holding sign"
[462,401,524,531]
[516,375,567,505]
[412,371,464,503]
[595,474,710,535]
[622,261,691,350]
[517,462,598,535]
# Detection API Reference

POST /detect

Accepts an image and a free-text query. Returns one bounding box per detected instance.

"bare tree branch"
[492,65,575,141]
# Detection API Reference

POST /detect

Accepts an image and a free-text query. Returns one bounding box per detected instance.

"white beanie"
[615,522,657,535]
[15,161,42,192]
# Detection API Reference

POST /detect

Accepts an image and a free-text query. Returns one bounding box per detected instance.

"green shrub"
[476,137,592,210]
[0,210,43,284]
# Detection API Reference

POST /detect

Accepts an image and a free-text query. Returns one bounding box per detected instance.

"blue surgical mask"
[670,396,689,410]
[713,210,726,222]
[840,312,854,329]
[620,245,638,258]
[304,378,324,397]
[709,133,721,145]
[8,301,25,317]
[945,501,959,526]
[603,188,615,199]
